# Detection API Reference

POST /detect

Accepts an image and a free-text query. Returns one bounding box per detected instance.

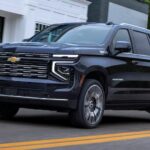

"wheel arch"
[83,66,109,96]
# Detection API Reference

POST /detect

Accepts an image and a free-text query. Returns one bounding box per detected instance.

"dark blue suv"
[0,22,150,128]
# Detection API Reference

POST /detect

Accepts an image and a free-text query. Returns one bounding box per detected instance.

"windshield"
[30,24,112,45]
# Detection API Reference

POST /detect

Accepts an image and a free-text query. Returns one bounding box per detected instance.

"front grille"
[0,51,49,79]
[0,52,49,59]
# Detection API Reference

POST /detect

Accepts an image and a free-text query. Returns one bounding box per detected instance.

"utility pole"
[88,0,109,23]
[144,0,150,29]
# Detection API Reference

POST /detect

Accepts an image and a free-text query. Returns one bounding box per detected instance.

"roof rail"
[120,23,149,31]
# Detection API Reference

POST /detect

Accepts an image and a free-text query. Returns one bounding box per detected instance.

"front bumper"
[0,76,81,110]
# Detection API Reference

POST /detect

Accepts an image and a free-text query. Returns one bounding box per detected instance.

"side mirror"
[115,41,131,53]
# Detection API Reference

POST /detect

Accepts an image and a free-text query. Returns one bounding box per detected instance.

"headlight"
[56,65,72,81]
[52,61,74,81]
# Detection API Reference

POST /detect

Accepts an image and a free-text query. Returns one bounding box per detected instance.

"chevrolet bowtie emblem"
[7,57,21,63]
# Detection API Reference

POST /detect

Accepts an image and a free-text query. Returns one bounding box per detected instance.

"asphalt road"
[0,109,150,150]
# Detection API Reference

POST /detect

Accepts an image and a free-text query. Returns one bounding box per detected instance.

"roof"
[119,23,150,34]
[38,22,150,35]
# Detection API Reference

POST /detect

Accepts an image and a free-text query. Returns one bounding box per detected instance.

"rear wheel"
[70,79,105,128]
[0,104,19,119]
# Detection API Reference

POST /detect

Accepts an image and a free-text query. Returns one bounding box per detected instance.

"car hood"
[0,42,107,56]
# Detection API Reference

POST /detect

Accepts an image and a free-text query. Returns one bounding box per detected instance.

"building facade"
[0,0,90,43]
[88,0,149,28]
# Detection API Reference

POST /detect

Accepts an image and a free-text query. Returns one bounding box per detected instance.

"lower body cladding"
[0,77,81,111]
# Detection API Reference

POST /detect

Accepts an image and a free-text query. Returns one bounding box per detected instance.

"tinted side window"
[113,30,131,43]
[133,31,150,55]
[112,29,131,52]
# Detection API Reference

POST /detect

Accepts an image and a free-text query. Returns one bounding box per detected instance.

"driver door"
[108,29,138,102]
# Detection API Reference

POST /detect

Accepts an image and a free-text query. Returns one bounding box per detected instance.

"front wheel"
[70,79,105,128]
[0,104,19,119]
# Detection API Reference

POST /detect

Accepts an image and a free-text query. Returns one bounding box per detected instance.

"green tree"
[145,0,150,29]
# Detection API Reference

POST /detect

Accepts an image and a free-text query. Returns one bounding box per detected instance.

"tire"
[70,79,105,128]
[0,104,19,119]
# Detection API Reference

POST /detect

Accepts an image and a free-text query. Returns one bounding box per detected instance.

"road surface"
[0,109,150,149]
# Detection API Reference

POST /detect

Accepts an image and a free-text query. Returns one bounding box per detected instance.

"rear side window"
[132,31,150,55]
